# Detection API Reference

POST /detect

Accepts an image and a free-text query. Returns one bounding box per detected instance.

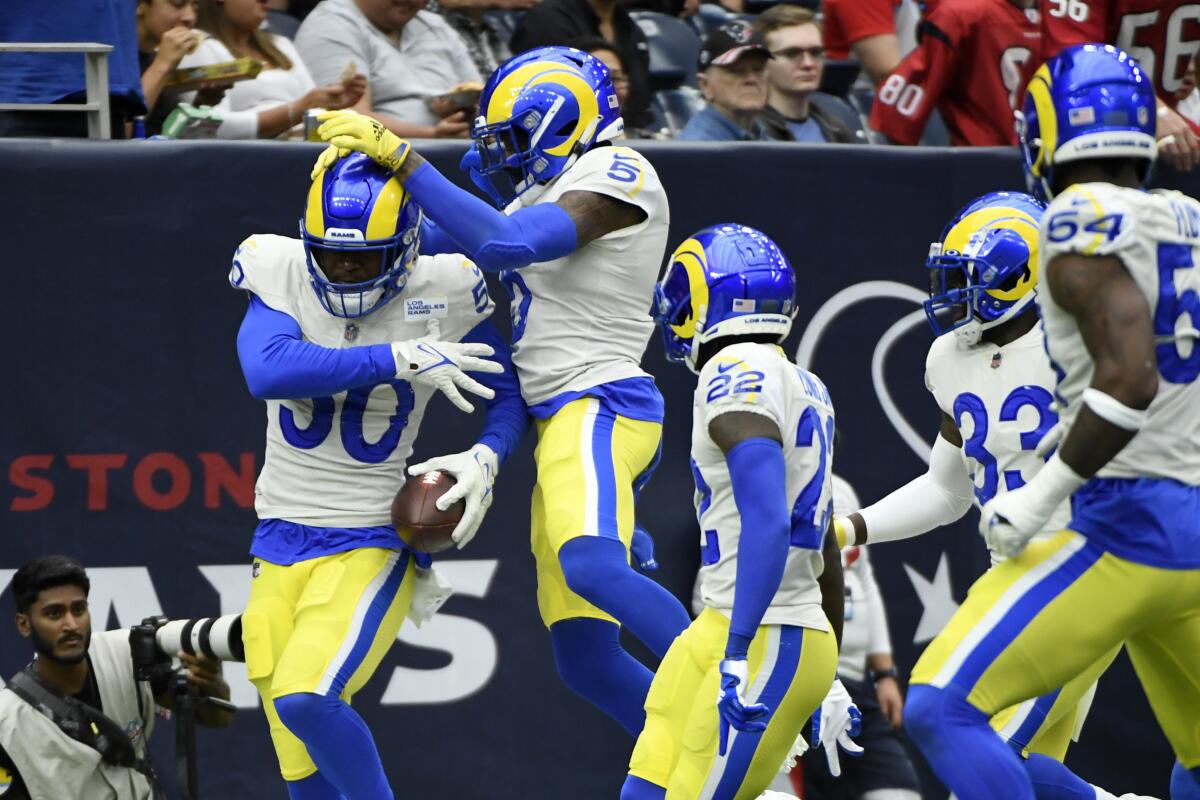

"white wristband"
[1020,453,1087,521]
[1082,388,1149,431]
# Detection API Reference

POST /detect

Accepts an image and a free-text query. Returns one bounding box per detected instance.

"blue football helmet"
[924,191,1045,347]
[300,153,422,318]
[653,224,797,373]
[468,46,623,208]
[1019,43,1157,201]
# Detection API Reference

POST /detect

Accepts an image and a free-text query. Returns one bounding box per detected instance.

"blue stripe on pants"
[1008,689,1061,754]
[712,627,804,800]
[329,549,409,696]
[951,544,1102,693]
[591,405,620,540]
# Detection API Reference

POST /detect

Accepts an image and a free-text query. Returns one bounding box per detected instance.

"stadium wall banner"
[1,140,1192,799]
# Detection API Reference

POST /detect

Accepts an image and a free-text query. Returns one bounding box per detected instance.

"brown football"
[391,471,464,554]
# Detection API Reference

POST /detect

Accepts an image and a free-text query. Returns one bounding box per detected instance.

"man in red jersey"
[1039,0,1200,169]
[869,0,1041,145]
[824,0,903,84]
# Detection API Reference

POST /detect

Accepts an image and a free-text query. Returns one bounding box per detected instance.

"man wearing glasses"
[755,5,866,144]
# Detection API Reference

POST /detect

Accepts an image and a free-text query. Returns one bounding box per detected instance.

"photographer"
[0,556,232,800]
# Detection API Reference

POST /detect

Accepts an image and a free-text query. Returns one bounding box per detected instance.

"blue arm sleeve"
[418,217,460,257]
[404,161,577,273]
[461,319,529,464]
[236,294,396,400]
[724,437,791,659]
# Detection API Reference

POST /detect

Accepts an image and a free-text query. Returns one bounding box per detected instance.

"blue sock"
[620,775,667,800]
[274,693,392,800]
[550,617,652,736]
[905,685,1033,800]
[287,772,343,800]
[1024,754,1095,800]
[558,536,690,658]
[1173,760,1200,800]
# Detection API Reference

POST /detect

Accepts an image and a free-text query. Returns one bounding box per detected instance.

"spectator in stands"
[295,0,480,138]
[869,0,1040,146]
[0,0,146,138]
[430,0,532,77]
[1037,0,1200,171]
[823,0,924,86]
[1178,54,1200,129]
[509,0,652,129]
[137,0,204,135]
[677,20,772,141]
[574,36,665,137]
[174,0,365,139]
[799,478,922,800]
[754,5,865,144]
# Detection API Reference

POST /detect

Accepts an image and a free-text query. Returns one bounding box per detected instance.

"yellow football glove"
[311,110,411,179]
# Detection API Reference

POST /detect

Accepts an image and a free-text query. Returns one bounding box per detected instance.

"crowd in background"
[0,0,1196,166]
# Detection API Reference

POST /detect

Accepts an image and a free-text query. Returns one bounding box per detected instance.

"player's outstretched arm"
[838,411,973,547]
[237,294,399,399]
[980,253,1158,556]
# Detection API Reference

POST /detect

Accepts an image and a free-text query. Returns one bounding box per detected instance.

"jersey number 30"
[280,381,416,464]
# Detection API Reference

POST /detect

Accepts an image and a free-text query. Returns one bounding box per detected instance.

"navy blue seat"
[633,11,702,91]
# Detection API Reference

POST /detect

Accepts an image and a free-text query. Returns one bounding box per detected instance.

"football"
[391,471,464,554]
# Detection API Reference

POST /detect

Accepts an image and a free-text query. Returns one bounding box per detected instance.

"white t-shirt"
[1039,183,1200,485]
[294,0,481,126]
[501,145,670,407]
[177,33,315,139]
[924,322,1070,544]
[690,342,834,631]
[230,234,493,526]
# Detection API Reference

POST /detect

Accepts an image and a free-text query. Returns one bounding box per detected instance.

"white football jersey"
[925,322,1069,542]
[501,144,670,407]
[690,343,834,631]
[230,234,494,527]
[1039,184,1200,485]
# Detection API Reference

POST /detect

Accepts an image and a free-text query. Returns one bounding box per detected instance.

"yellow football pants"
[242,547,415,781]
[912,530,1200,769]
[629,608,838,799]
[531,396,662,627]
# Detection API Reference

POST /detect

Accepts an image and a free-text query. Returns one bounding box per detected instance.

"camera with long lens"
[130,614,245,679]
[128,615,243,800]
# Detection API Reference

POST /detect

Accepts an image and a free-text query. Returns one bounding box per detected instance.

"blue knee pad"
[1023,754,1095,800]
[620,775,666,800]
[1173,760,1200,800]
[275,692,333,735]
[275,692,392,800]
[550,617,650,736]
[287,772,342,800]
[905,685,1033,800]
[559,536,629,601]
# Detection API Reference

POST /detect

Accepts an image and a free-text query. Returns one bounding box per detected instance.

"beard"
[30,625,90,666]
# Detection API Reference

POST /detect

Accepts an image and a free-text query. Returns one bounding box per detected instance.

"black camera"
[130,614,246,682]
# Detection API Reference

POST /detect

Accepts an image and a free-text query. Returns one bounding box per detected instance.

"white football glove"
[393,319,503,413]
[980,453,1085,559]
[811,679,863,777]
[407,443,498,549]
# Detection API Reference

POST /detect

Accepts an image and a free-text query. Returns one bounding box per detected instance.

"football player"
[1037,0,1200,171]
[230,153,526,800]
[621,225,859,800]
[836,191,1155,800]
[902,44,1200,800]
[308,46,692,736]
[869,0,1041,146]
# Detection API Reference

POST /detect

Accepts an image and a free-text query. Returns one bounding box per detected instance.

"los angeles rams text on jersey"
[231,234,493,527]
[924,323,1068,542]
[690,342,834,631]
[500,145,670,408]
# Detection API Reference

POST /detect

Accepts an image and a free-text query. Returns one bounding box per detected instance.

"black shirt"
[137,50,181,136]
[510,0,652,129]
[0,663,103,800]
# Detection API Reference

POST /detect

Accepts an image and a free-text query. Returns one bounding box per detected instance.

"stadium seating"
[632,11,701,91]
[651,86,706,135]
